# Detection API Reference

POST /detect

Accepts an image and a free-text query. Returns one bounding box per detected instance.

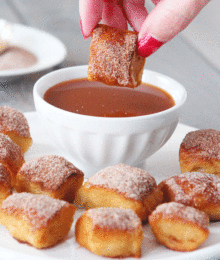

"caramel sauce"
[43,78,175,117]
[0,46,37,70]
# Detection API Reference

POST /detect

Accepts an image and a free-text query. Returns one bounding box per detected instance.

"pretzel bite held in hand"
[15,155,84,203]
[179,129,220,177]
[159,172,220,220]
[75,207,143,258]
[0,106,32,154]
[75,163,163,221]
[0,192,76,248]
[149,202,209,252]
[0,133,24,186]
[88,24,146,88]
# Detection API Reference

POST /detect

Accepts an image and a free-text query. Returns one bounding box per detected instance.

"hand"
[79,0,210,57]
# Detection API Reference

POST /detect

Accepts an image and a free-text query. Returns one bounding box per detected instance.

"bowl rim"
[33,65,187,123]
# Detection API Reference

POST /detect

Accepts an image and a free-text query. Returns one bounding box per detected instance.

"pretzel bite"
[88,24,146,88]
[159,172,220,220]
[14,155,84,203]
[0,192,76,248]
[0,133,24,186]
[179,129,220,177]
[75,207,143,258]
[0,163,12,203]
[149,202,209,251]
[0,106,32,153]
[75,163,163,221]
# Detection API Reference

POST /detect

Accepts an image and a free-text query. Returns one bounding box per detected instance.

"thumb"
[138,0,211,57]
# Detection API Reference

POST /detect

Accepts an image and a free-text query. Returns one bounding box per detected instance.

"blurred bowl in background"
[33,65,187,178]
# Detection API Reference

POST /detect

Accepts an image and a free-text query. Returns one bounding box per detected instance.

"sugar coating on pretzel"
[88,24,146,88]
[87,163,156,200]
[86,207,141,230]
[159,172,220,220]
[75,207,143,258]
[0,106,32,153]
[0,163,12,202]
[179,129,220,176]
[0,192,76,248]
[0,163,11,184]
[1,192,67,229]
[15,155,84,202]
[151,202,209,229]
[0,106,30,137]
[149,202,209,251]
[0,133,24,186]
[180,129,220,160]
[75,163,163,221]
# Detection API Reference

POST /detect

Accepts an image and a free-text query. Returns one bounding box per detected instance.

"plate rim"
[0,23,67,77]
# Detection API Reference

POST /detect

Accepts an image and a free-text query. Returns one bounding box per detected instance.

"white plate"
[0,23,67,77]
[1,112,219,260]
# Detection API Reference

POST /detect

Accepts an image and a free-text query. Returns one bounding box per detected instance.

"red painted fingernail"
[138,34,164,57]
[80,20,88,40]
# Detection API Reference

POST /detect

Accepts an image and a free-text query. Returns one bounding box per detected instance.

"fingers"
[79,0,103,38]
[79,0,127,38]
[102,0,128,30]
[123,0,148,32]
[138,0,211,57]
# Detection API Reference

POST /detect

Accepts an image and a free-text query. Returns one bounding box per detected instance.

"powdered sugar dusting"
[152,202,209,229]
[86,207,141,230]
[19,155,84,190]
[164,172,220,205]
[87,163,156,200]
[0,106,31,137]
[88,24,144,87]
[181,129,220,160]
[1,192,67,229]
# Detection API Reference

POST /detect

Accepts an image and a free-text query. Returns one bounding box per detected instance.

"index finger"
[123,0,148,32]
[79,0,103,38]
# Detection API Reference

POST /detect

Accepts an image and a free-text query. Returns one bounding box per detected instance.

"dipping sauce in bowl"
[34,65,187,177]
[43,78,175,117]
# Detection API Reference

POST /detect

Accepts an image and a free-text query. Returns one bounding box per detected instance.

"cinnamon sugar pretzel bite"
[88,24,146,88]
[0,106,32,154]
[0,133,24,186]
[75,207,143,258]
[14,155,84,203]
[75,163,163,221]
[0,192,76,248]
[159,172,220,220]
[179,129,220,177]
[149,202,209,251]
[0,163,12,203]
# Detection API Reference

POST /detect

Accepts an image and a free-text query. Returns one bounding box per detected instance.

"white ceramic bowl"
[33,65,187,178]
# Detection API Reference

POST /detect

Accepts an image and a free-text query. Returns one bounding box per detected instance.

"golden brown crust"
[0,133,24,186]
[149,202,209,251]
[0,192,76,248]
[75,163,163,221]
[179,129,220,177]
[15,155,84,203]
[75,208,143,258]
[0,106,32,153]
[0,163,12,203]
[158,172,220,220]
[88,24,146,88]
